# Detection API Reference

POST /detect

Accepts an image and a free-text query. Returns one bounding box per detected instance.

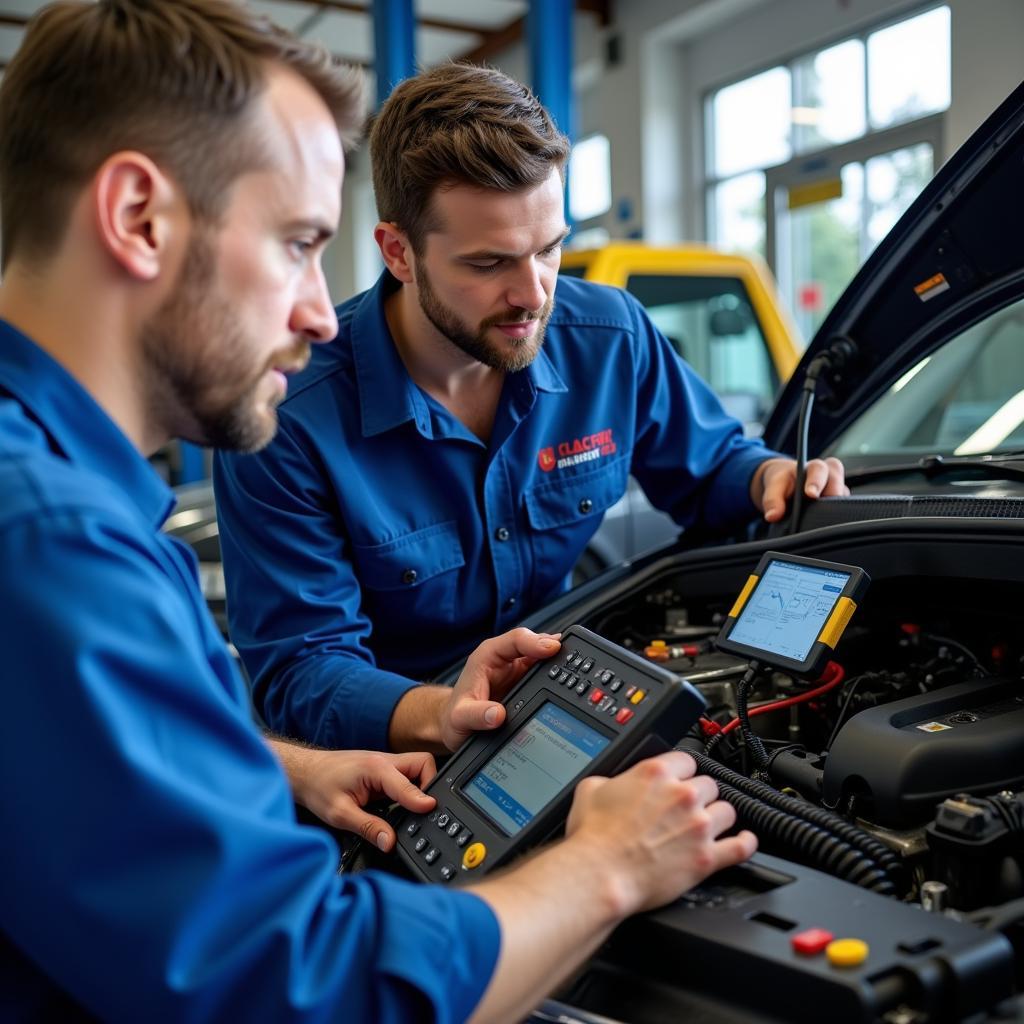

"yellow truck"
[561,243,801,578]
[561,242,800,432]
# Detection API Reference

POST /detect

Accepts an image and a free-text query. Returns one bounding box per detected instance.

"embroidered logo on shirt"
[538,429,617,472]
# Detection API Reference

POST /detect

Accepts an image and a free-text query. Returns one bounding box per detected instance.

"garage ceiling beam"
[272,0,488,37]
[575,0,612,29]
[272,0,612,63]
[460,1,610,65]
[460,16,526,64]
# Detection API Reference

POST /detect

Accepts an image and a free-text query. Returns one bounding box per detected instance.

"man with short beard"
[214,62,850,757]
[0,3,758,1022]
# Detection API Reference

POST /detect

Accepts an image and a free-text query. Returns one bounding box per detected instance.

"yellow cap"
[826,938,869,967]
[652,640,667,648]
[462,842,487,870]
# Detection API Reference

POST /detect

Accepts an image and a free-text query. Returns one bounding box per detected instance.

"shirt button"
[402,568,418,585]
[494,526,511,542]
[579,498,593,514]
[504,596,517,611]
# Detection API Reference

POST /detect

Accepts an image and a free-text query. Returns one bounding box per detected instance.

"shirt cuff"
[330,667,419,751]
[707,445,784,527]
[370,874,501,1022]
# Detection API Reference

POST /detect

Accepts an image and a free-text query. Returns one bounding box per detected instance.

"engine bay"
[522,523,1024,1022]
[580,565,1024,914]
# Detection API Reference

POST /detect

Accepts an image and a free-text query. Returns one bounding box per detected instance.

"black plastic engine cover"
[822,677,1024,827]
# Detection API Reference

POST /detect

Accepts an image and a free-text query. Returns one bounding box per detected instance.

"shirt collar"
[351,272,432,438]
[526,345,568,395]
[352,271,567,439]
[0,320,175,527]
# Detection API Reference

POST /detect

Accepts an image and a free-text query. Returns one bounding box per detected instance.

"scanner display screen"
[463,701,611,836]
[728,559,850,663]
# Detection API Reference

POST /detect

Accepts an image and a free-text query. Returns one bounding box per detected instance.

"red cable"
[720,661,846,736]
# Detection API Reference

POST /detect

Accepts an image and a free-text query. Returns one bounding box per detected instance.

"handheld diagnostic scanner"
[395,624,706,885]
[715,551,869,677]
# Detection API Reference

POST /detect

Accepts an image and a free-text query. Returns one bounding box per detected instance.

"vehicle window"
[625,273,778,429]
[559,265,587,279]
[829,295,1024,458]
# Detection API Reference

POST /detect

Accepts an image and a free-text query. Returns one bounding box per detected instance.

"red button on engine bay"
[791,928,834,956]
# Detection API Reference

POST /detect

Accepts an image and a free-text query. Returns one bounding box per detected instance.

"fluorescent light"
[892,356,930,392]
[954,387,1024,455]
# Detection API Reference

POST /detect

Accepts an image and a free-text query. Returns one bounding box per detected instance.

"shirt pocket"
[351,520,465,625]
[524,454,630,593]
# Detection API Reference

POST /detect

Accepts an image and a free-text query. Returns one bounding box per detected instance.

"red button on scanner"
[589,689,605,705]
[615,708,634,725]
[791,928,834,956]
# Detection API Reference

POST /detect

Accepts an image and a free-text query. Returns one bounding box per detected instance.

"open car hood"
[763,78,1024,457]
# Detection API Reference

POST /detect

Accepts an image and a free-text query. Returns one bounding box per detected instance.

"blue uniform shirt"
[215,274,777,749]
[0,322,499,1023]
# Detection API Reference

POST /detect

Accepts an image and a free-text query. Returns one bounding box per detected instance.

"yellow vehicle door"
[561,242,800,432]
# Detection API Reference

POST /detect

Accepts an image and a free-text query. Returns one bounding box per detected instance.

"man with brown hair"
[0,4,755,1022]
[214,62,848,754]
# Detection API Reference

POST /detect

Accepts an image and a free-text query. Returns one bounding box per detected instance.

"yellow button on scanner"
[462,842,487,870]
[826,938,869,968]
[629,688,646,705]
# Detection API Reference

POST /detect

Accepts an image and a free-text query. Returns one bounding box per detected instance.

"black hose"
[787,338,857,536]
[691,750,906,894]
[717,780,897,895]
[788,384,815,534]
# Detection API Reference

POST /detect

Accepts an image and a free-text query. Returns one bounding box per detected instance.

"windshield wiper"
[845,453,1024,485]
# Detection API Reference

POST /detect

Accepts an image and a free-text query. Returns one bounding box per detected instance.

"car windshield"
[828,293,1024,461]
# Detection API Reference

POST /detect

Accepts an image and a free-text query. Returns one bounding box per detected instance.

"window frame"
[703,3,951,264]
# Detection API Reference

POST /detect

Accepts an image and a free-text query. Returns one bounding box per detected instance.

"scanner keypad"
[397,627,701,885]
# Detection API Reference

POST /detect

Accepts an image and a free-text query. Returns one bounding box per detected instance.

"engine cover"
[822,677,1024,827]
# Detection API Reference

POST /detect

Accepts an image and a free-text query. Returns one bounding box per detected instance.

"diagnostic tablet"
[715,552,869,677]
[396,624,706,884]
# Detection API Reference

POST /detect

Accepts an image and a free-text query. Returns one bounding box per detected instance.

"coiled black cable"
[715,779,897,895]
[690,750,906,895]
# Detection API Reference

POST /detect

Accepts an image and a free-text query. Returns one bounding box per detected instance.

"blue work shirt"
[0,321,499,1023]
[215,273,776,749]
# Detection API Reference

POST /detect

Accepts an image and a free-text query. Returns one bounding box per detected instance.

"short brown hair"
[369,62,570,253]
[0,0,365,270]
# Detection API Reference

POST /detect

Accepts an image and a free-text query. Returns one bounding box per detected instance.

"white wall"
[332,0,1024,298]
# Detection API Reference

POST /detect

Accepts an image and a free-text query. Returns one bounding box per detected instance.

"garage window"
[706,5,950,342]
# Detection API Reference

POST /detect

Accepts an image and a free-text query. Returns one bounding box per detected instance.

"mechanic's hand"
[755,455,849,523]
[565,751,757,914]
[292,749,437,851]
[441,628,562,752]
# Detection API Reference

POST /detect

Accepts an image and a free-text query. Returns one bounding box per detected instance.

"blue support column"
[527,0,575,223]
[372,0,416,106]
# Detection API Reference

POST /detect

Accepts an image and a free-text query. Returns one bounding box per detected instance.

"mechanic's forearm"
[264,735,322,808]
[387,685,450,753]
[468,841,630,1024]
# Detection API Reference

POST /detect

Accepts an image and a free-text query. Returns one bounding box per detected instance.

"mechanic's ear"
[374,221,415,284]
[92,151,183,282]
